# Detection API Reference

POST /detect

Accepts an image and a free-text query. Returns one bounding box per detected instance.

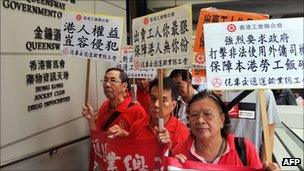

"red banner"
[163,157,263,171]
[90,130,163,170]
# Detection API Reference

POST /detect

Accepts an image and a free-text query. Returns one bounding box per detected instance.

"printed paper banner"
[116,46,157,78]
[164,156,261,171]
[90,130,162,170]
[191,69,206,85]
[61,12,124,62]
[193,8,269,65]
[204,17,304,90]
[132,4,193,69]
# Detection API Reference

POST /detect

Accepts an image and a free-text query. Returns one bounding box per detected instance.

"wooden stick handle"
[258,89,272,162]
[84,59,91,104]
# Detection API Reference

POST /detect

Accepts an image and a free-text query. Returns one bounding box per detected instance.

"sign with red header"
[193,8,269,65]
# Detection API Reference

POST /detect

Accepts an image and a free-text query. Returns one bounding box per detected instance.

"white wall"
[0,0,126,165]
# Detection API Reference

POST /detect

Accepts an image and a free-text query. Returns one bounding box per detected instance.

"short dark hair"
[105,67,130,90]
[188,91,231,138]
[149,77,179,100]
[169,69,192,81]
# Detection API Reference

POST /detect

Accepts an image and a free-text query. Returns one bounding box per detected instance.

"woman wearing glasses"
[172,91,279,170]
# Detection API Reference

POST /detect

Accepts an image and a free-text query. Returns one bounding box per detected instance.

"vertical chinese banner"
[132,4,193,70]
[61,12,124,62]
[60,12,124,102]
[193,8,269,66]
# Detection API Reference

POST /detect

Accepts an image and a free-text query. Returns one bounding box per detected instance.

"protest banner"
[132,4,193,70]
[116,46,156,79]
[164,157,262,171]
[193,8,269,65]
[204,17,303,90]
[90,130,162,170]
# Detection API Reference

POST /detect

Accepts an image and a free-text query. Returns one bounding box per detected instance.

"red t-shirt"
[129,115,190,149]
[137,89,150,114]
[129,89,150,114]
[95,96,147,132]
[172,133,262,168]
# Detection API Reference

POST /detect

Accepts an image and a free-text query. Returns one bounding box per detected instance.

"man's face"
[149,86,177,119]
[136,78,149,91]
[171,75,188,97]
[103,70,127,99]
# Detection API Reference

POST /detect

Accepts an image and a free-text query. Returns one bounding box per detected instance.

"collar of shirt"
[190,138,230,164]
[177,90,198,104]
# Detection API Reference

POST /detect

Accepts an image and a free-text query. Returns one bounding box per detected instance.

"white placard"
[132,4,193,69]
[116,46,156,78]
[204,17,304,90]
[61,12,124,62]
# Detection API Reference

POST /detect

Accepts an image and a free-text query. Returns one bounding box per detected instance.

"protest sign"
[164,157,261,171]
[90,131,162,170]
[193,8,268,65]
[132,4,193,69]
[61,12,124,62]
[204,17,304,90]
[116,46,156,78]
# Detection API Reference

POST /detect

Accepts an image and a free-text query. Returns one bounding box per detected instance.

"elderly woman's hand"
[263,161,280,171]
[175,154,187,163]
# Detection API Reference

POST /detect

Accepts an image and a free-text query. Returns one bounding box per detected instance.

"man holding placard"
[128,77,189,150]
[82,67,146,135]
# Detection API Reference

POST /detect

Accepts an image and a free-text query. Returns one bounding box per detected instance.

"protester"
[128,77,190,149]
[82,67,146,134]
[169,69,197,125]
[81,67,147,170]
[222,90,281,162]
[134,78,150,113]
[172,91,280,170]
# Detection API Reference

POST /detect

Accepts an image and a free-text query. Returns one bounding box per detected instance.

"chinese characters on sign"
[132,4,193,69]
[91,131,161,170]
[116,47,156,78]
[204,18,304,90]
[193,8,268,65]
[26,59,70,112]
[61,12,124,62]
[26,26,61,51]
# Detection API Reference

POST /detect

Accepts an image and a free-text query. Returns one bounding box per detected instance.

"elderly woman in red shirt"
[172,91,280,170]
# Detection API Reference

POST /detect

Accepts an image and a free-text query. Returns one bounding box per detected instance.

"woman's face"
[188,97,225,140]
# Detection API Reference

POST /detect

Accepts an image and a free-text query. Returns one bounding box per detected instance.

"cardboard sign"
[204,17,304,90]
[61,12,124,61]
[193,8,269,65]
[132,4,193,69]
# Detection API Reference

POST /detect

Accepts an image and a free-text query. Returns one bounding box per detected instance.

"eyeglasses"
[187,112,216,121]
[101,79,122,85]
